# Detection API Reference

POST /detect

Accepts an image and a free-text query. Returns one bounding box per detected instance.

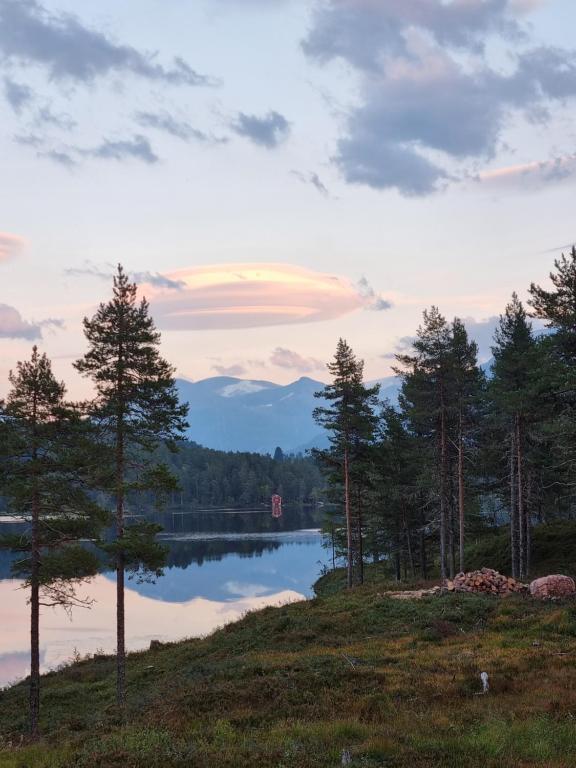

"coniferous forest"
[314,247,576,588]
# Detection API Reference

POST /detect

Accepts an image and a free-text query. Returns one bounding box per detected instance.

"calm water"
[0,510,328,688]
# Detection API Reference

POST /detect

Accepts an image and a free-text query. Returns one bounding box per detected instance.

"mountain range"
[176,375,401,455]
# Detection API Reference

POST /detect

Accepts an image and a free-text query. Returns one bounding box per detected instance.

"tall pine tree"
[0,347,105,738]
[529,246,576,513]
[313,339,379,588]
[489,294,537,578]
[449,318,483,573]
[396,307,453,580]
[74,265,188,707]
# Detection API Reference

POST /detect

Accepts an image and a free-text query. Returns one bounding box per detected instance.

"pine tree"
[0,347,106,738]
[529,246,576,512]
[313,339,379,588]
[449,318,483,572]
[489,294,537,579]
[368,405,424,580]
[74,265,188,707]
[395,307,453,580]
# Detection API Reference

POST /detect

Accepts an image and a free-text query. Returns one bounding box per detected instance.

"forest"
[314,247,576,589]
[151,441,324,511]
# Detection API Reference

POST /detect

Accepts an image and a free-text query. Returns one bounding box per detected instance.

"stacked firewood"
[446,567,526,595]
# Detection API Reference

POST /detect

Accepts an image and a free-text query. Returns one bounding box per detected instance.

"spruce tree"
[74,265,188,707]
[313,339,379,588]
[0,347,105,738]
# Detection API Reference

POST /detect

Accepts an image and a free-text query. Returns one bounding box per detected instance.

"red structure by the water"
[272,494,282,518]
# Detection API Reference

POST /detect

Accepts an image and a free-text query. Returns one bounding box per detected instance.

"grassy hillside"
[2,565,576,767]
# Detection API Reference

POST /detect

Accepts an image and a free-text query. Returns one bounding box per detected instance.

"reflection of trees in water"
[0,549,19,579]
[165,539,281,569]
[0,506,320,579]
[144,505,319,535]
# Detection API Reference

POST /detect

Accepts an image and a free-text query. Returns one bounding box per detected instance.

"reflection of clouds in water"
[0,650,32,688]
[223,581,271,598]
[0,576,305,687]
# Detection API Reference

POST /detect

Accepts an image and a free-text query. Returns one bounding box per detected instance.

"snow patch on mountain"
[219,381,272,398]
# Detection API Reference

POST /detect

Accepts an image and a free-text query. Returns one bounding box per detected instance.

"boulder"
[529,574,576,599]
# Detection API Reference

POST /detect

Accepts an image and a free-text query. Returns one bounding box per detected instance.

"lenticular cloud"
[146,263,381,331]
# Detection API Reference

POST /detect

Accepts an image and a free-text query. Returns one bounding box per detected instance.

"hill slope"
[3,566,576,767]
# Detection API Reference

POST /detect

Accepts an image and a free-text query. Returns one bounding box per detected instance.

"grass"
[2,526,576,767]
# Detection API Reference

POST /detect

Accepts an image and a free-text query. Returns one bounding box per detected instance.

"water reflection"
[0,525,327,688]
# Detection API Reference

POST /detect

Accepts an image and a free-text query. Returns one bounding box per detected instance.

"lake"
[0,509,329,688]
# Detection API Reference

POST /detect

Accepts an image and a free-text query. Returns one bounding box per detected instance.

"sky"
[1,0,576,396]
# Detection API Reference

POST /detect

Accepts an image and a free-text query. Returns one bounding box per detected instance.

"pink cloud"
[476,155,576,190]
[146,263,389,331]
[270,347,324,373]
[0,232,25,262]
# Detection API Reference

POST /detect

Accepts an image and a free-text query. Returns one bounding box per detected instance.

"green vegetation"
[2,538,576,767]
[154,440,325,511]
[316,248,576,590]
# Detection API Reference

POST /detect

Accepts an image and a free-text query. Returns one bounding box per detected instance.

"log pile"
[446,568,526,596]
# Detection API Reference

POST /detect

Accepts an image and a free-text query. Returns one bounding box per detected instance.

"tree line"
[151,442,323,511]
[314,247,576,589]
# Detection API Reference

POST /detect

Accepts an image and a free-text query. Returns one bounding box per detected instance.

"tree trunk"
[394,535,401,582]
[516,414,526,580]
[30,487,40,739]
[116,415,126,707]
[343,446,353,589]
[30,391,40,739]
[420,504,428,580]
[458,411,466,573]
[510,427,519,579]
[356,502,364,586]
[403,508,415,578]
[439,392,448,581]
[448,478,456,580]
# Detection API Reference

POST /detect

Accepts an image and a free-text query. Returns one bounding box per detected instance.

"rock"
[529,575,576,599]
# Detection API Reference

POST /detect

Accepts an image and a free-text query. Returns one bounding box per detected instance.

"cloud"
[31,135,159,167]
[270,347,324,373]
[357,276,393,311]
[0,232,25,261]
[3,76,34,112]
[65,262,185,290]
[212,363,248,376]
[302,0,523,72]
[381,334,416,359]
[0,303,62,340]
[231,111,290,148]
[35,105,76,131]
[0,0,215,87]
[291,170,331,197]
[303,0,576,196]
[39,148,77,168]
[82,135,159,164]
[146,263,390,331]
[461,314,543,359]
[476,154,576,190]
[133,111,224,144]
